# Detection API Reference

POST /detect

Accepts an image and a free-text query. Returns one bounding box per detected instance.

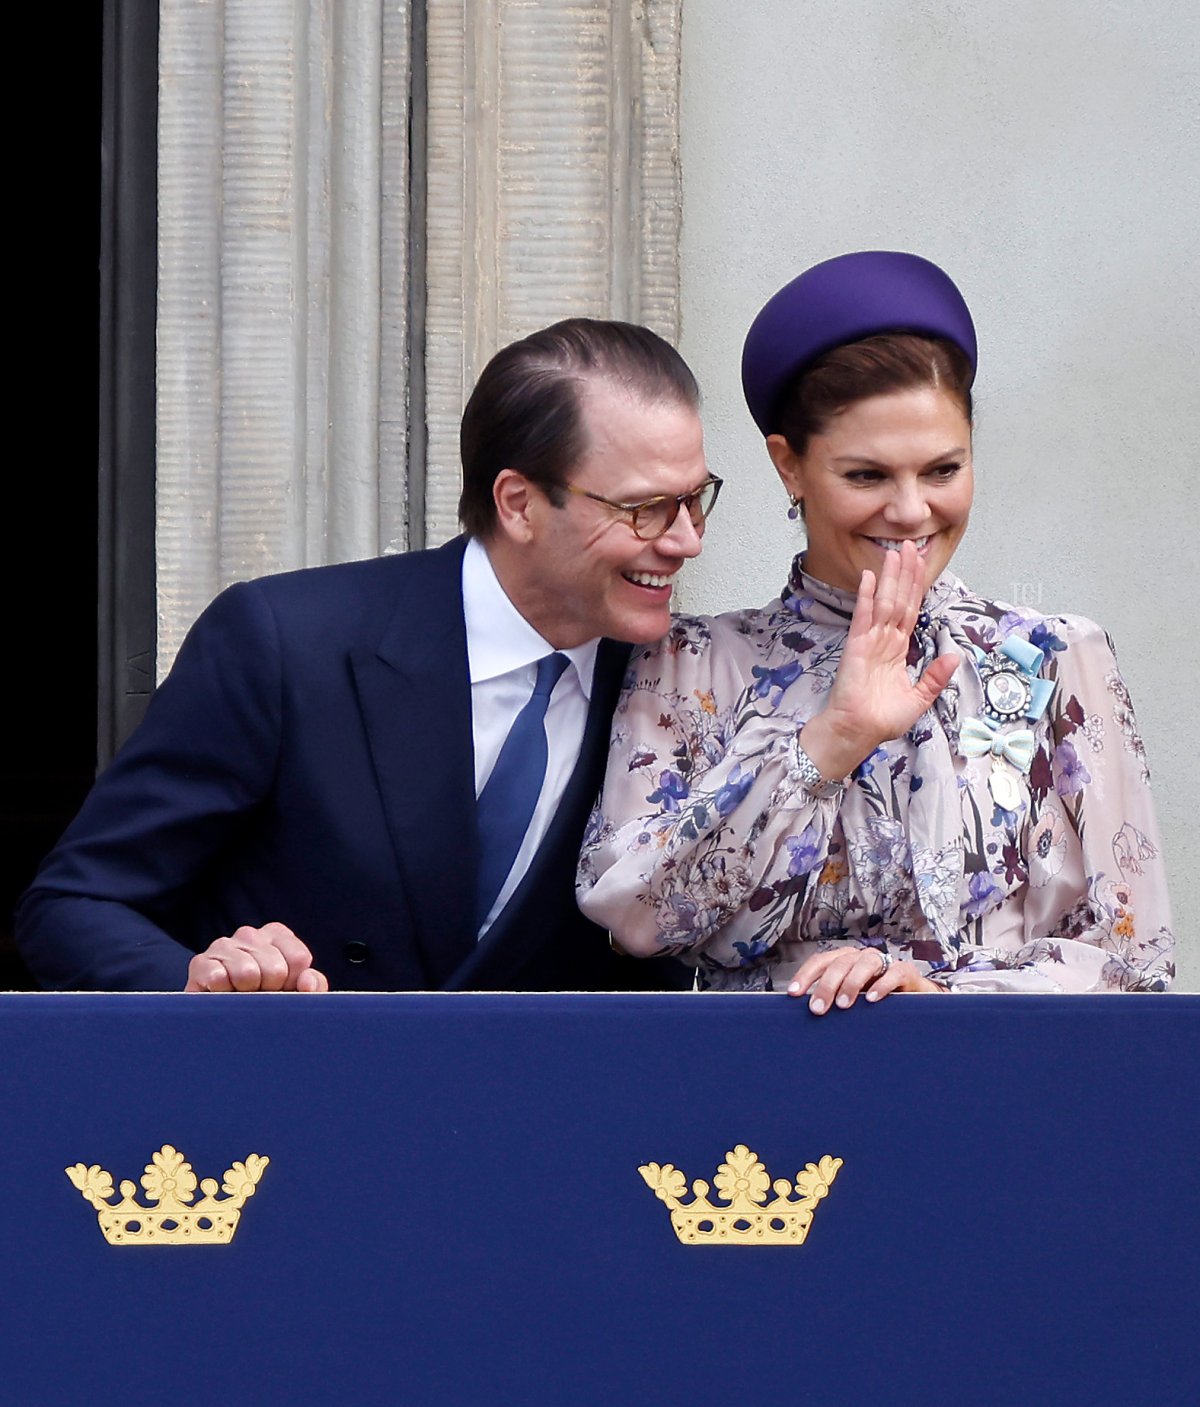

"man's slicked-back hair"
[458,318,700,539]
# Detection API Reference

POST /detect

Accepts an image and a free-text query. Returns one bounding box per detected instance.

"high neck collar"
[781,553,962,628]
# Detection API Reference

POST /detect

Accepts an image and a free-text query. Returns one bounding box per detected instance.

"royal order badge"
[978,653,1032,724]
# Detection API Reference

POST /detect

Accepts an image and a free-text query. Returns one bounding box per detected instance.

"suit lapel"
[350,539,479,987]
[448,637,630,989]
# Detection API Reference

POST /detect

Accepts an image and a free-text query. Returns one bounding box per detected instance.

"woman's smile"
[870,535,929,552]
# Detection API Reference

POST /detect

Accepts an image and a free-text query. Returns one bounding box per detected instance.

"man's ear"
[766,434,805,500]
[492,469,538,544]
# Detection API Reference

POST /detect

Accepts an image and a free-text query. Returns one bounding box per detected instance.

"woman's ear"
[766,434,805,500]
[492,469,538,544]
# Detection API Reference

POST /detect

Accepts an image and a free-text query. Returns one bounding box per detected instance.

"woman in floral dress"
[577,252,1174,1008]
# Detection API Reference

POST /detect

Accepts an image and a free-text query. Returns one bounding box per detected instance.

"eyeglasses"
[561,475,723,541]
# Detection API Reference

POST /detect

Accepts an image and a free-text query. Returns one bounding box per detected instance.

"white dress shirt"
[462,536,599,935]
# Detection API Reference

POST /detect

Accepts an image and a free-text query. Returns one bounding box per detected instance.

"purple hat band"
[741,251,978,436]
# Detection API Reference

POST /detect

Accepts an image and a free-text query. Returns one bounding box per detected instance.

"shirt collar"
[462,536,598,698]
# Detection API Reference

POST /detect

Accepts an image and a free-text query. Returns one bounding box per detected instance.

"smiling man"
[17,320,715,993]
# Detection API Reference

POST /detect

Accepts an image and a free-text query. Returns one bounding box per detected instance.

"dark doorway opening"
[2,2,157,989]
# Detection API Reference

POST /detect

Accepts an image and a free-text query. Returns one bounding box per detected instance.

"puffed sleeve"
[943,616,1174,992]
[577,613,840,972]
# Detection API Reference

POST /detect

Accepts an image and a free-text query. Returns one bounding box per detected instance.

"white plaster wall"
[676,0,1199,986]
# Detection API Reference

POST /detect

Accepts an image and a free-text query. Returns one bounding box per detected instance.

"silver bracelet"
[793,740,844,800]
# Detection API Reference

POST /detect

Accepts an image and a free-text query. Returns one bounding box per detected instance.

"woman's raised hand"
[799,539,959,783]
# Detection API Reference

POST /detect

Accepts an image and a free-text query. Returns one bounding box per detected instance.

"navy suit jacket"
[16,538,684,992]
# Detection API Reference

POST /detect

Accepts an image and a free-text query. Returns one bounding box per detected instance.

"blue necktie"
[475,652,570,929]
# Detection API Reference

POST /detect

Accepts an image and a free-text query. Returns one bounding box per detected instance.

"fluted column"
[423,0,684,546]
[157,0,412,671]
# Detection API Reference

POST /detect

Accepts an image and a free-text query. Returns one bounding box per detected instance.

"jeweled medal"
[979,655,1032,724]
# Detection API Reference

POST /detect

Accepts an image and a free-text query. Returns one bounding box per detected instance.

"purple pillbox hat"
[741,251,977,436]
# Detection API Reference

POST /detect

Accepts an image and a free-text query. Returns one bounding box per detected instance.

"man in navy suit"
[17,320,718,992]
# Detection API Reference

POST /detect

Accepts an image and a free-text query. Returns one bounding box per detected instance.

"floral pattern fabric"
[577,559,1174,993]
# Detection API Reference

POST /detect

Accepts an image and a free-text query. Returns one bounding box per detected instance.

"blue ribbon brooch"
[959,633,1055,810]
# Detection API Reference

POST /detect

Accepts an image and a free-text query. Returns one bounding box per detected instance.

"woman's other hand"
[786,945,942,1013]
[800,539,959,782]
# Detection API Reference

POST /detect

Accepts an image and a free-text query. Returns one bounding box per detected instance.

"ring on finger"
[874,948,893,980]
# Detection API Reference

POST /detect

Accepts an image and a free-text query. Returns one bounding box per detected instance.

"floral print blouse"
[577,559,1175,993]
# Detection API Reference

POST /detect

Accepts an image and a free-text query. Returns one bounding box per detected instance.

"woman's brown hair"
[776,333,973,456]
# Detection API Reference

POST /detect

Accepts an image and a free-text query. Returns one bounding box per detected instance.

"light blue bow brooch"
[958,633,1055,810]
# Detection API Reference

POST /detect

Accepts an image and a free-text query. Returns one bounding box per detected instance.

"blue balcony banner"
[1,993,1196,1405]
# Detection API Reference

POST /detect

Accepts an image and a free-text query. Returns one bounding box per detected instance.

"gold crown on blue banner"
[639,1144,842,1245]
[66,1144,269,1246]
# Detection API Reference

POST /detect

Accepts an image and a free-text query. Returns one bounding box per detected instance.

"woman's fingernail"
[835,993,851,1008]
[810,997,826,1015]
[788,981,801,994]
[866,990,880,1002]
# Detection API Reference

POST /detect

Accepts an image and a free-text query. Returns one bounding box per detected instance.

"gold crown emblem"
[639,1143,842,1245]
[66,1144,269,1246]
